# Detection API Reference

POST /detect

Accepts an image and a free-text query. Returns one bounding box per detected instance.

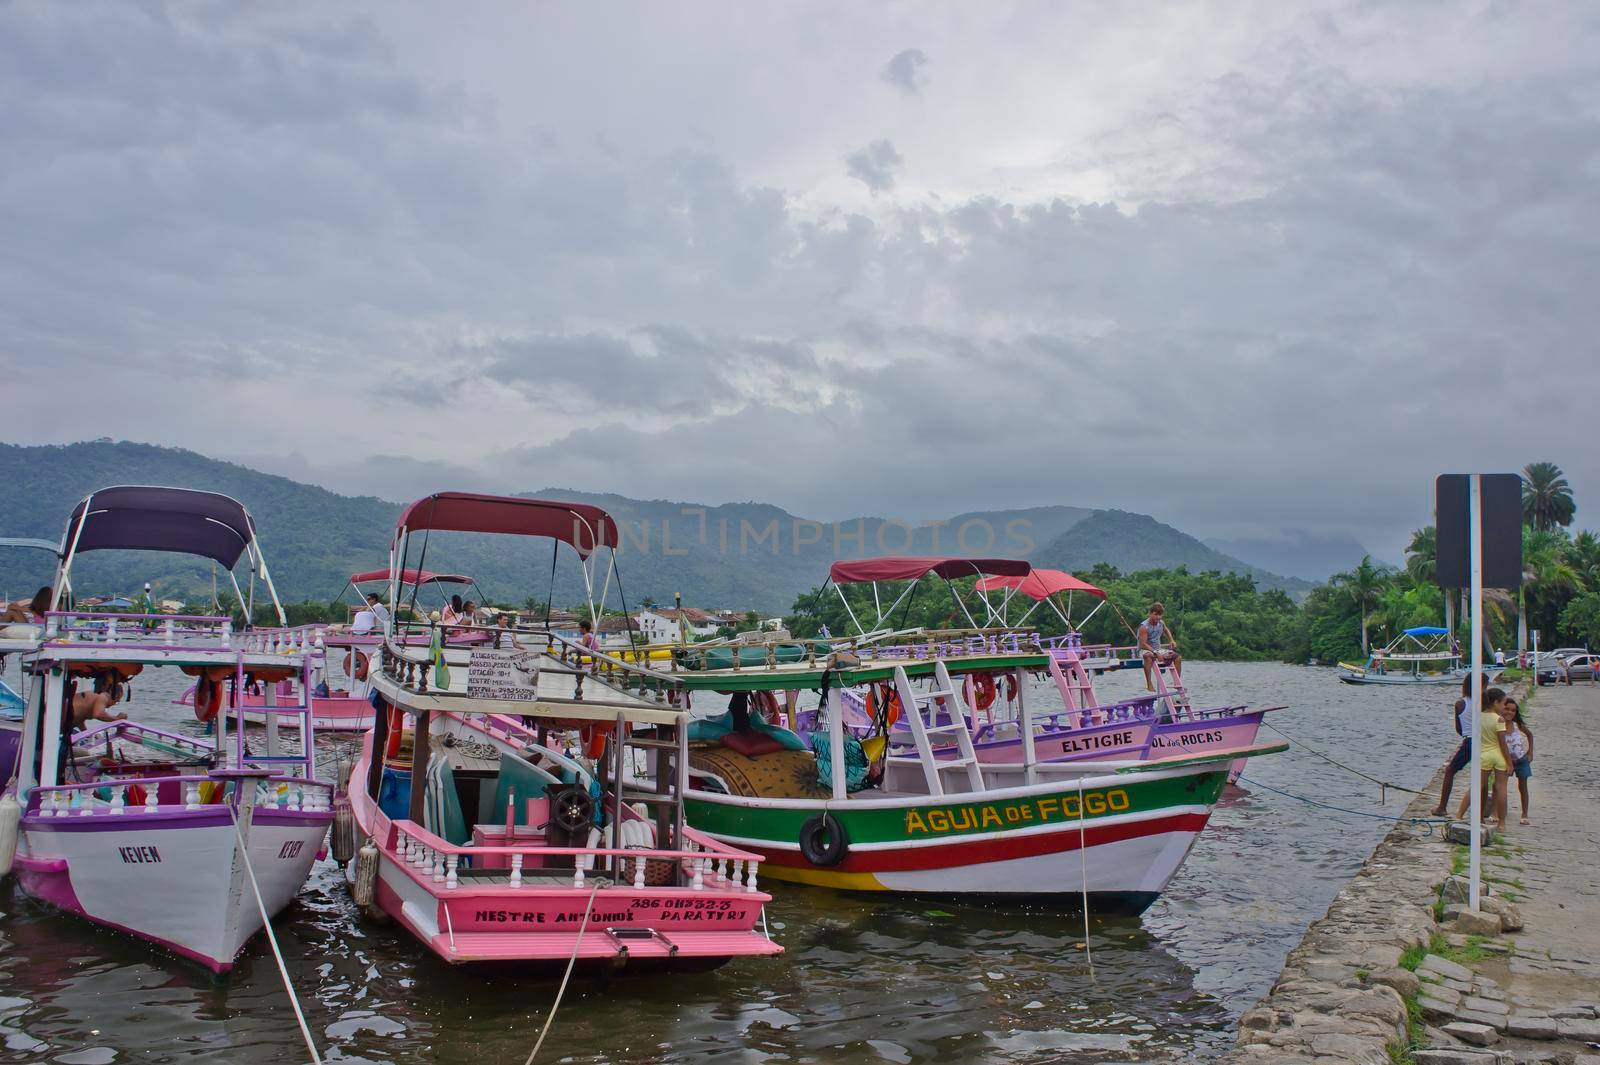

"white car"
[1537,652,1597,684]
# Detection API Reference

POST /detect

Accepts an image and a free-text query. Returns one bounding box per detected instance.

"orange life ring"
[344,650,370,681]
[972,672,998,712]
[882,685,902,728]
[192,676,227,723]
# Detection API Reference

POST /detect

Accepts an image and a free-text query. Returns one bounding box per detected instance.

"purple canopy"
[829,556,1032,584]
[63,486,257,568]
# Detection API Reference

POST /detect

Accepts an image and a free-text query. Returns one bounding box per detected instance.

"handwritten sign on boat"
[466,649,542,701]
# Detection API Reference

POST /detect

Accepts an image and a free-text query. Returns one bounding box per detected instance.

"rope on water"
[1238,776,1446,836]
[1261,719,1423,797]
[523,882,599,1065]
[227,804,324,1065]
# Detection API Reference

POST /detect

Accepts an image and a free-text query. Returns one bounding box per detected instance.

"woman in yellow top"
[1457,687,1514,828]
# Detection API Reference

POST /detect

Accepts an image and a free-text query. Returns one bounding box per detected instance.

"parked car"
[1537,652,1598,685]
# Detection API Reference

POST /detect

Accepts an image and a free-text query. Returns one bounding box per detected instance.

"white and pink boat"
[805,562,1280,779]
[2,486,333,973]
[348,492,781,971]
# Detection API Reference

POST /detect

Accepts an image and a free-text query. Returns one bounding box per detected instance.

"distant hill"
[1204,529,1376,583]
[0,440,1307,612]
[1039,510,1314,595]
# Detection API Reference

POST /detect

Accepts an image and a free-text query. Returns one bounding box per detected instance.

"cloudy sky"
[2,1,1596,559]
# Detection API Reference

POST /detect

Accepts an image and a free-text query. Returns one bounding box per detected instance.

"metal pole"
[1468,473,1484,911]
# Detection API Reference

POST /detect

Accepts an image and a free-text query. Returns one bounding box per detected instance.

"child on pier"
[1502,697,1533,825]
[1454,686,1512,828]
[1432,673,1486,817]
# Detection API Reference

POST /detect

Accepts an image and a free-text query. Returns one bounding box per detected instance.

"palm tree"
[1519,527,1578,654]
[1333,555,1389,656]
[1522,462,1576,531]
[1406,524,1454,635]
[1564,530,1600,593]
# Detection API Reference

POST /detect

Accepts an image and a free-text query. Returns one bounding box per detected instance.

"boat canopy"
[350,568,473,586]
[974,568,1106,601]
[1403,626,1450,637]
[63,486,257,568]
[396,492,618,558]
[828,556,1031,585]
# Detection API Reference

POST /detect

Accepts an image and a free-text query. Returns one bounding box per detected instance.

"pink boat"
[346,492,781,971]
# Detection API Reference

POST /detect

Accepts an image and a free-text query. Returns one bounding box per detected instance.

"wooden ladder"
[894,663,985,797]
[1151,655,1192,718]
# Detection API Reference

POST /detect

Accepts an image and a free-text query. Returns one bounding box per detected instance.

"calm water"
[0,660,1454,1064]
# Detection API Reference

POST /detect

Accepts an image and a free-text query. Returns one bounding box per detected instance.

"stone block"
[1420,955,1476,983]
[1461,996,1509,1017]
[1556,1017,1600,1042]
[1505,1012,1558,1040]
[1450,908,1504,936]
[1442,1020,1500,1046]
[1373,968,1422,999]
[1456,1008,1509,1030]
[1421,993,1464,1023]
[1412,1050,1502,1064]
[1550,1005,1597,1019]
[1478,896,1524,931]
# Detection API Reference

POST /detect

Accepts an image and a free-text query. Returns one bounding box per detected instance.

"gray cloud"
[881,48,928,95]
[845,139,904,193]
[2,2,1598,563]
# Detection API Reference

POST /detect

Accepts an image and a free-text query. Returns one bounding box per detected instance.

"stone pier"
[1220,679,1600,1065]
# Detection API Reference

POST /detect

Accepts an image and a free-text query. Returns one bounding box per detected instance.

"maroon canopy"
[396,492,619,558]
[63,486,257,569]
[975,568,1106,601]
[829,556,1033,584]
[349,568,473,586]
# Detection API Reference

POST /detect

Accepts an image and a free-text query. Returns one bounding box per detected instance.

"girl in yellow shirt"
[1455,687,1513,828]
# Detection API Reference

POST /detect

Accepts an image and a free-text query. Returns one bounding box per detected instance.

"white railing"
[29,775,333,817]
[388,820,763,894]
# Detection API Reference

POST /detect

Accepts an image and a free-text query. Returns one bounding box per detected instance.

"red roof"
[395,493,619,558]
[975,568,1106,601]
[828,556,1033,584]
[350,568,474,586]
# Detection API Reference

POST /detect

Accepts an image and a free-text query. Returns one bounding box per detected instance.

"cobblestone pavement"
[1220,679,1600,1065]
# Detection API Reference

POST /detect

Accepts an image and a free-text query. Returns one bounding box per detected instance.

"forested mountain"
[0,441,1304,612]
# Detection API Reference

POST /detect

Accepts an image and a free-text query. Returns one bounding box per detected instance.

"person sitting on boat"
[366,592,391,633]
[1138,602,1181,692]
[1373,647,1388,675]
[441,595,464,628]
[573,617,598,699]
[2,586,51,624]
[72,682,128,728]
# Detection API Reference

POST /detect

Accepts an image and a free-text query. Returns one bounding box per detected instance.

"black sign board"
[1435,474,1523,589]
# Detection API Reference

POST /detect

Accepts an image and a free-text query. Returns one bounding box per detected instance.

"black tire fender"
[798,811,848,867]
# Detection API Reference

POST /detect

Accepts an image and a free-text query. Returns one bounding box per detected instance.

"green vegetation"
[1398,943,1426,971]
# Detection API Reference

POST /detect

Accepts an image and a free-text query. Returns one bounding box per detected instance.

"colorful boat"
[555,563,1287,913]
[1338,626,1501,685]
[3,486,332,973]
[347,492,781,971]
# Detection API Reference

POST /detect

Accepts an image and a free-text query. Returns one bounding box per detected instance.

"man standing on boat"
[1138,602,1182,692]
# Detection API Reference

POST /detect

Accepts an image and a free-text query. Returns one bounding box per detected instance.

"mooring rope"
[1238,776,1445,836]
[227,803,324,1064]
[523,882,600,1065]
[1261,719,1423,795]
[1077,776,1094,979]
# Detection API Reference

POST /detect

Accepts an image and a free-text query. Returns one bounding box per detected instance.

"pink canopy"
[350,568,474,586]
[975,568,1106,601]
[396,492,619,558]
[829,556,1032,585]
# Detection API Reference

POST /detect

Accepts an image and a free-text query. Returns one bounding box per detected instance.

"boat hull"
[684,765,1226,912]
[14,805,330,972]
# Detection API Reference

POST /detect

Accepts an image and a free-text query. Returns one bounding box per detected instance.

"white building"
[637,608,721,643]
